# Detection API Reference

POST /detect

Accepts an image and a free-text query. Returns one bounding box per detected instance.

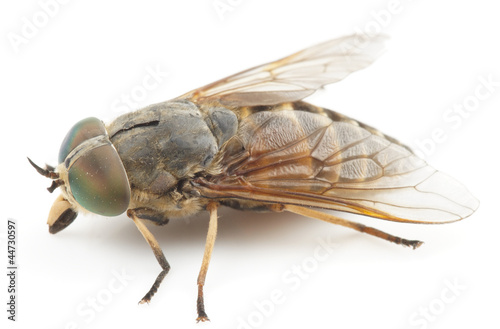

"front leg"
[128,209,171,304]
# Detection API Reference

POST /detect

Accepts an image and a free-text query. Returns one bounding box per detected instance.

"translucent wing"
[195,110,479,223]
[177,34,387,106]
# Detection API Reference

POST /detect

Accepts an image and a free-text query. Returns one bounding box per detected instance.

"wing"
[176,34,387,107]
[194,110,479,223]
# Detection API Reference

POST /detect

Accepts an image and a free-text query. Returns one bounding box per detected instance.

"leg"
[283,205,423,249]
[196,202,219,322]
[128,209,171,304]
[131,207,170,226]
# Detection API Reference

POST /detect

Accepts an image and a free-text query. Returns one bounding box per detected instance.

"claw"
[196,315,210,323]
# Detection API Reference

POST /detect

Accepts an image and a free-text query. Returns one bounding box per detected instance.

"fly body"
[29,34,479,322]
[106,100,235,221]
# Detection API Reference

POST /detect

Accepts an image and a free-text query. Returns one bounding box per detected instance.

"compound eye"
[59,117,107,164]
[60,117,131,216]
[68,144,131,216]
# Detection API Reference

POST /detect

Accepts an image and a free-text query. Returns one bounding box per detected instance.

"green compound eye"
[59,117,107,164]
[68,144,130,216]
[60,117,131,216]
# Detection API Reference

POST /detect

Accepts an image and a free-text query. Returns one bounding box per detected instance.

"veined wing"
[195,110,479,223]
[177,34,387,107]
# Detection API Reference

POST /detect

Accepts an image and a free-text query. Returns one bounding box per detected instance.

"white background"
[1,1,499,328]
